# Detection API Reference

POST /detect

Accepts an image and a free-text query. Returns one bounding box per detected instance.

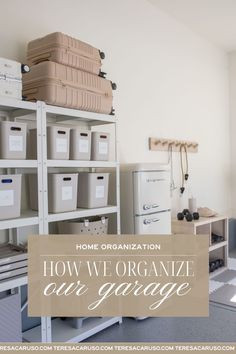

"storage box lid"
[121,163,170,172]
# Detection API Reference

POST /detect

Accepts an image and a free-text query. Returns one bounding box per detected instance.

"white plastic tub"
[77,172,109,208]
[29,125,70,160]
[0,174,21,220]
[29,173,78,213]
[0,121,27,159]
[70,128,91,160]
[91,132,110,161]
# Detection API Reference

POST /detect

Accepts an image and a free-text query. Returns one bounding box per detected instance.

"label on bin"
[98,142,108,155]
[0,190,14,206]
[96,185,105,199]
[62,186,73,201]
[56,138,67,153]
[9,135,23,151]
[79,139,89,153]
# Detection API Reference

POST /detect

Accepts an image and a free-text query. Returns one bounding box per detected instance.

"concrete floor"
[85,305,236,342]
[83,254,236,343]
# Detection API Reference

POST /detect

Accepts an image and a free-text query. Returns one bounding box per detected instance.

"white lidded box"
[29,126,70,160]
[0,121,27,159]
[0,58,22,100]
[91,132,110,161]
[70,128,91,160]
[0,79,22,100]
[0,174,21,220]
[29,173,78,213]
[0,57,22,79]
[58,216,108,235]
[77,172,109,208]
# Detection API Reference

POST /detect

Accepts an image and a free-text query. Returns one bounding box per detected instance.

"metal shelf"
[0,97,36,113]
[48,206,118,223]
[0,100,120,343]
[47,160,118,168]
[23,317,122,343]
[0,160,37,168]
[0,274,27,292]
[45,104,116,125]
[0,210,39,230]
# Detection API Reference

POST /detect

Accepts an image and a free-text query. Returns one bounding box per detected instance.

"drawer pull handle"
[80,133,88,137]
[57,130,66,135]
[143,204,159,210]
[100,135,107,139]
[63,177,71,181]
[143,218,160,225]
[97,176,104,180]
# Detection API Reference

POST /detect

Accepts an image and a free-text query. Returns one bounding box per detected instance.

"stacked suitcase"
[23,32,116,114]
[0,58,29,100]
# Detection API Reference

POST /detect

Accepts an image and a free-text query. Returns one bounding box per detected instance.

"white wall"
[0,0,231,216]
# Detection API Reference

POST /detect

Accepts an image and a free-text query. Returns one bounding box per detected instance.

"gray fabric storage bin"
[58,216,108,235]
[0,121,27,159]
[91,131,110,161]
[70,128,91,160]
[0,174,21,220]
[29,173,78,213]
[29,125,70,160]
[0,292,22,341]
[77,172,109,208]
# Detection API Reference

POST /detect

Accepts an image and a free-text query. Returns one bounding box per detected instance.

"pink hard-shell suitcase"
[27,32,105,76]
[23,61,115,114]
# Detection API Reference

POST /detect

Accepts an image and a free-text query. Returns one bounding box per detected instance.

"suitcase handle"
[100,135,107,139]
[97,176,104,180]
[57,130,66,135]
[63,177,71,181]
[10,127,21,131]
[1,179,13,184]
[80,133,88,137]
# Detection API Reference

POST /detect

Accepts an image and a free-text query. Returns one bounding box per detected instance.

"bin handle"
[63,177,71,181]
[80,133,88,137]
[1,178,13,184]
[97,176,104,180]
[57,130,66,135]
[100,135,107,139]
[10,127,21,131]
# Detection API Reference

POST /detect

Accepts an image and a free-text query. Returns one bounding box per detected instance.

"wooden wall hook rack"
[149,137,198,153]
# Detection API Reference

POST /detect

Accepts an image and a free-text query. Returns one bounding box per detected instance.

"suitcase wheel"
[111,82,117,90]
[99,51,105,59]
[110,108,115,115]
[21,64,30,74]
[99,71,107,78]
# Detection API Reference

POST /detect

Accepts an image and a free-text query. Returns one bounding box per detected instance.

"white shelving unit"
[0,98,122,342]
